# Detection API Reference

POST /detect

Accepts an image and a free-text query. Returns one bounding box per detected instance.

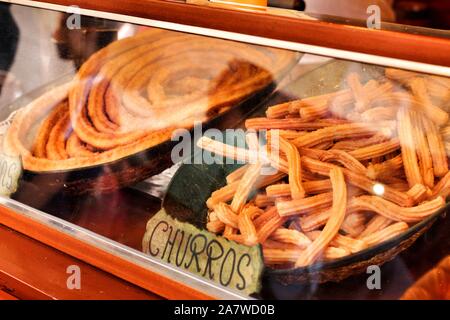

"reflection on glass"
[0,2,448,300]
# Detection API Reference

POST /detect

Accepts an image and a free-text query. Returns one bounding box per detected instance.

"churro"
[200,67,449,270]
[279,137,305,200]
[295,167,347,267]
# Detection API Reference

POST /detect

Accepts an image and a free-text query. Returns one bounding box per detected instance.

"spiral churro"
[5,29,296,172]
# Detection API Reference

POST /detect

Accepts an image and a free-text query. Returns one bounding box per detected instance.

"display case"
[0,0,449,300]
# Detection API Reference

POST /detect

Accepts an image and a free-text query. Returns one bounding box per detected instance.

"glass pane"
[203,0,450,39]
[0,2,448,300]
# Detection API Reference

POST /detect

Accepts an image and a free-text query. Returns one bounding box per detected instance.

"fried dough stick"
[298,90,353,120]
[231,163,263,213]
[432,171,450,198]
[245,118,344,131]
[269,151,412,206]
[291,122,394,148]
[226,164,250,184]
[276,192,333,217]
[340,212,366,237]
[214,202,238,228]
[410,110,434,188]
[197,136,254,163]
[301,157,414,207]
[306,230,367,254]
[332,133,389,152]
[358,215,393,239]
[361,222,409,246]
[266,180,332,197]
[279,137,305,200]
[206,172,285,209]
[238,205,259,246]
[422,116,448,178]
[254,194,275,208]
[397,108,423,188]
[295,167,347,267]
[269,228,312,249]
[385,68,420,83]
[347,139,400,161]
[256,209,288,243]
[263,247,349,265]
[347,72,370,112]
[367,155,403,181]
[409,77,449,126]
[319,149,367,175]
[348,195,445,223]
[206,138,412,207]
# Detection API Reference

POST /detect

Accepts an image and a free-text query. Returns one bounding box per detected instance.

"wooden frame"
[0,205,215,299]
[31,0,450,67]
[0,224,158,300]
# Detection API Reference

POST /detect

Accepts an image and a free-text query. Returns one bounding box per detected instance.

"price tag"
[143,209,264,295]
[0,153,22,197]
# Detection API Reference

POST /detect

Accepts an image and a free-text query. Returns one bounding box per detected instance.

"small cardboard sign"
[142,209,264,295]
[0,153,22,197]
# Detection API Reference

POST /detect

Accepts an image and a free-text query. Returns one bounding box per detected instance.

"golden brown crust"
[295,167,347,267]
[66,133,97,158]
[32,101,68,158]
[45,112,71,160]
[5,30,296,172]
[397,107,424,188]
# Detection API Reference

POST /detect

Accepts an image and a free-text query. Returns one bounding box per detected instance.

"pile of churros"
[3,28,296,172]
[198,68,450,269]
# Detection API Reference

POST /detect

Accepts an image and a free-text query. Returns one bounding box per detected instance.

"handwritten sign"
[142,209,264,295]
[0,153,22,197]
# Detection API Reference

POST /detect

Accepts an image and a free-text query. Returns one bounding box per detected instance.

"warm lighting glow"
[373,183,385,196]
[118,24,135,40]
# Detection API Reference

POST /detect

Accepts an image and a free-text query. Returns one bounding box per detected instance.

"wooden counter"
[0,223,160,300]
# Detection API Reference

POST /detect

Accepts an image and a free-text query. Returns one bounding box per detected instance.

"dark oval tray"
[19,81,276,195]
[6,59,299,195]
[162,159,448,284]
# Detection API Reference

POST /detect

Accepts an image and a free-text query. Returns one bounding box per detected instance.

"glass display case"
[0,0,448,300]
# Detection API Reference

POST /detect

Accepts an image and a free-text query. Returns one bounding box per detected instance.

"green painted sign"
[142,209,264,295]
[0,153,22,197]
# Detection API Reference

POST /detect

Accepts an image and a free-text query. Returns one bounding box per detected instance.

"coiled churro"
[5,29,296,172]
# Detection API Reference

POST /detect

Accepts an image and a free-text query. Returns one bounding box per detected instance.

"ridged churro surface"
[4,29,296,171]
[199,68,450,269]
